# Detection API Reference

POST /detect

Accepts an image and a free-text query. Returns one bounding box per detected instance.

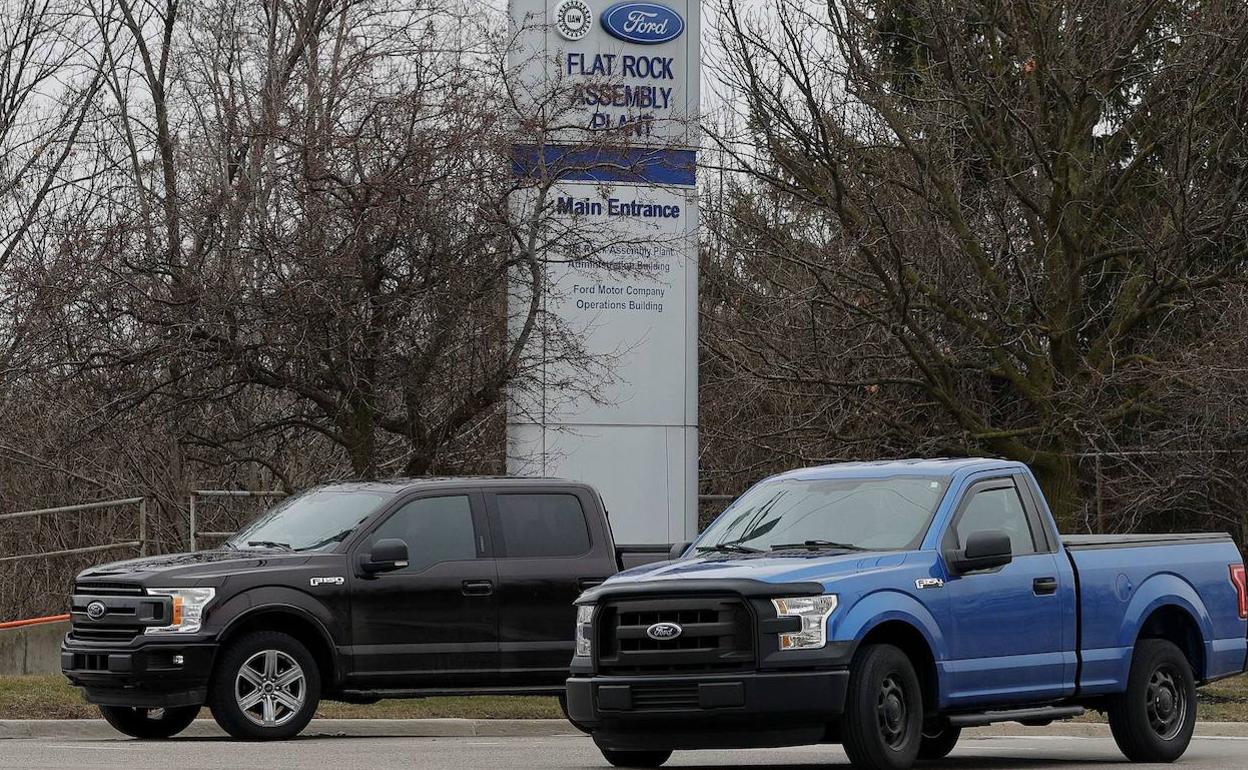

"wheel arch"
[217,603,340,688]
[1121,574,1213,681]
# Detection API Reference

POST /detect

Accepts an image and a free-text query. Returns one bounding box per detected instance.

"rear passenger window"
[955,486,1036,556]
[495,494,591,558]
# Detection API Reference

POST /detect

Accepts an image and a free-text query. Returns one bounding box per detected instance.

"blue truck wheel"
[1108,639,1197,762]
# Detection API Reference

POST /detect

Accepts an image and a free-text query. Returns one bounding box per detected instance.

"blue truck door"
[939,476,1068,707]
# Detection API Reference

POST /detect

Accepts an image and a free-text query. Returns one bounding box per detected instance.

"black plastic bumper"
[566,669,850,751]
[61,640,217,708]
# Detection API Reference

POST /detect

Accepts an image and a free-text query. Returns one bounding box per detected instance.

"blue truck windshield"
[225,489,391,552]
[698,476,950,552]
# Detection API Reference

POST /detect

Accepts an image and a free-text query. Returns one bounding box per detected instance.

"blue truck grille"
[597,596,755,673]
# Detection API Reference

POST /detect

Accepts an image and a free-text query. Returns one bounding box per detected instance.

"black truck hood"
[77,549,325,585]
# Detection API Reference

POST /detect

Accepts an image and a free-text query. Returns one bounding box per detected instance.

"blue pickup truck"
[566,459,1248,769]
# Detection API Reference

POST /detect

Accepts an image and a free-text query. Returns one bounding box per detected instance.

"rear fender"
[1119,573,1213,678]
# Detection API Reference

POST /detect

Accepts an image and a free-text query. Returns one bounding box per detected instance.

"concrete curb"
[0,718,583,741]
[2,717,1247,741]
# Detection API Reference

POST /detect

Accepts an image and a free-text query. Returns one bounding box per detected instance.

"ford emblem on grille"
[85,601,107,620]
[645,621,683,641]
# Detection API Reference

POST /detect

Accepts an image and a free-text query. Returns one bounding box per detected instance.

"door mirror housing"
[360,538,409,575]
[948,530,1012,574]
[668,541,693,560]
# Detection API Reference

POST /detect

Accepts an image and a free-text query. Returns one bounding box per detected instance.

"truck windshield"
[696,476,950,553]
[224,489,392,552]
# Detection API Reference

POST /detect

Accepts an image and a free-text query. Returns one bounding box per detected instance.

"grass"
[2,673,1245,721]
[0,675,560,720]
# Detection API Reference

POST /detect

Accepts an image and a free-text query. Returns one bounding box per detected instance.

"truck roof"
[772,457,1025,482]
[311,476,585,496]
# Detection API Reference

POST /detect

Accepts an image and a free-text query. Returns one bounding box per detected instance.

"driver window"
[367,495,477,573]
[955,486,1036,556]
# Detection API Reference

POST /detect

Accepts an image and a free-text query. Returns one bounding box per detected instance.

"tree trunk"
[1030,452,1083,534]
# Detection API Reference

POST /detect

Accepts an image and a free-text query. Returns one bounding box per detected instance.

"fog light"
[172,654,184,665]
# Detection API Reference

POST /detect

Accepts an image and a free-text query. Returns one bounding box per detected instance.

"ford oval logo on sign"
[645,621,683,641]
[601,2,685,45]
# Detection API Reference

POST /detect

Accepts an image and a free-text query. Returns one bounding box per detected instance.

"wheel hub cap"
[1145,665,1186,741]
[235,649,306,728]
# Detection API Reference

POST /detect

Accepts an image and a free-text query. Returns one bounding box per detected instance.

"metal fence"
[0,497,148,563]
[189,489,287,551]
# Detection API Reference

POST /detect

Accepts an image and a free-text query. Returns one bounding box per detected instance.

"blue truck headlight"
[575,604,594,657]
[145,588,216,634]
[772,594,838,650]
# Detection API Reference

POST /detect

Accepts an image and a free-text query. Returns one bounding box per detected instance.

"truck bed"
[1064,532,1235,550]
[1063,531,1246,693]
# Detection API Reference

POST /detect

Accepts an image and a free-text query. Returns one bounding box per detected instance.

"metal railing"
[189,489,287,551]
[0,498,148,563]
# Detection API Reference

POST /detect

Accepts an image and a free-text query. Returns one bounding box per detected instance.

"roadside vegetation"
[2,674,1245,722]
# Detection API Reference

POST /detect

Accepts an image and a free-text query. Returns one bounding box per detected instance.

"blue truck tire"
[1107,639,1197,762]
[841,643,924,770]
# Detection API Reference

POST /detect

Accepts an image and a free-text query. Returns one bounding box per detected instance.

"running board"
[947,705,1085,727]
[338,685,563,700]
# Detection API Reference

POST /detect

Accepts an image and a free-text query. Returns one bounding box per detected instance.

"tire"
[99,705,199,739]
[208,631,321,740]
[598,748,673,768]
[842,643,925,770]
[917,724,960,760]
[1107,639,1197,763]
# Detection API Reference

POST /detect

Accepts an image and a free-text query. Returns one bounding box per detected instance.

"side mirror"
[948,530,1012,574]
[669,541,692,560]
[360,538,409,575]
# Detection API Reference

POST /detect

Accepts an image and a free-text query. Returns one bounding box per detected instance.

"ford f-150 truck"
[567,459,1248,769]
[61,477,667,740]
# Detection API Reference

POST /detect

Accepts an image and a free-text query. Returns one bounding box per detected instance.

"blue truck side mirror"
[948,530,1013,574]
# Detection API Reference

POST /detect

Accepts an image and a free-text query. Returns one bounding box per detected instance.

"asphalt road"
[0,732,1246,770]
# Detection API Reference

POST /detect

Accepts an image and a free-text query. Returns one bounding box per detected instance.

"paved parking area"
[0,732,1246,770]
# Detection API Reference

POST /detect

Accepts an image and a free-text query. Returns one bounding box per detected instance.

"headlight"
[574,604,594,657]
[145,588,216,634]
[772,594,838,650]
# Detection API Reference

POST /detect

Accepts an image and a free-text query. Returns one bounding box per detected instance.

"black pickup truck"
[61,477,667,740]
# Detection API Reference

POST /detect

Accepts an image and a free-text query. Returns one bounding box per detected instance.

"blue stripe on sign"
[512,146,696,187]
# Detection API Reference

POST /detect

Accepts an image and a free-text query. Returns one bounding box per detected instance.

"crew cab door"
[939,475,1074,707]
[484,486,617,687]
[347,490,499,687]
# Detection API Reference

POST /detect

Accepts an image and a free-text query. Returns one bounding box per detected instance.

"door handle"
[462,580,494,597]
[1033,577,1058,596]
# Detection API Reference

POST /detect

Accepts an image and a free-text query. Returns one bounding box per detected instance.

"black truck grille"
[597,596,755,673]
[69,582,147,644]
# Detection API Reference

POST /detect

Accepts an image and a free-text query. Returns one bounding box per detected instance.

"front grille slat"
[597,595,755,674]
[70,582,147,644]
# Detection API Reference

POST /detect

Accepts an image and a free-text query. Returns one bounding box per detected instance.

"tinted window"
[955,486,1036,556]
[495,494,591,558]
[368,495,477,572]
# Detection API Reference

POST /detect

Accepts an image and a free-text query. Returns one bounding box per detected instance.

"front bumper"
[566,668,850,750]
[62,639,217,708]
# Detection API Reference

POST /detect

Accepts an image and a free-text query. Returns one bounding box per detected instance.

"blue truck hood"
[610,550,908,588]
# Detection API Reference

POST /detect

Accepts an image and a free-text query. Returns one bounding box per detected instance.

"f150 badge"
[310,576,345,587]
[915,578,944,590]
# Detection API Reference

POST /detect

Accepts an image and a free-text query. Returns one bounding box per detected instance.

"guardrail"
[0,498,148,563]
[189,489,287,551]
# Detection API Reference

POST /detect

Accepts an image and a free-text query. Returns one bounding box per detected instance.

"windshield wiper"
[770,540,867,552]
[246,540,293,551]
[696,542,763,554]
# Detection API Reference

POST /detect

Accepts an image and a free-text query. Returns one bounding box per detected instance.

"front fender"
[833,589,945,658]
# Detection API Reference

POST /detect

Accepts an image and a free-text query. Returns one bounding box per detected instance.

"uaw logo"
[601,2,685,45]
[554,0,594,42]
